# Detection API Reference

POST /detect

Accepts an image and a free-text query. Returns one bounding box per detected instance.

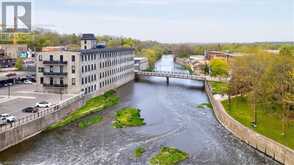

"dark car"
[22,107,38,113]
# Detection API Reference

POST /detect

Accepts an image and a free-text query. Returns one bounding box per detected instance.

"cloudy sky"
[3,0,294,43]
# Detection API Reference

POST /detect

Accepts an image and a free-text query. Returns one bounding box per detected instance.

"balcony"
[43,60,67,65]
[43,83,68,88]
[43,72,68,76]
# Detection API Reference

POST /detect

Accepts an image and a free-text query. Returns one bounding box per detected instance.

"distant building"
[0,44,28,59]
[205,51,233,61]
[0,57,16,68]
[134,57,149,71]
[36,34,135,95]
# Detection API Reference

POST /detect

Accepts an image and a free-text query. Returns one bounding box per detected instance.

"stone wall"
[0,96,86,152]
[205,81,294,165]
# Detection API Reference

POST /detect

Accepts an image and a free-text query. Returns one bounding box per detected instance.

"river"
[0,55,278,165]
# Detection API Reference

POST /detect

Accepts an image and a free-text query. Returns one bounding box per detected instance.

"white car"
[35,101,52,108]
[0,118,7,125]
[24,80,33,84]
[6,116,16,123]
[0,114,10,118]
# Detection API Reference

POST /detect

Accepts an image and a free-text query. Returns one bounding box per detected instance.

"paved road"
[0,84,74,119]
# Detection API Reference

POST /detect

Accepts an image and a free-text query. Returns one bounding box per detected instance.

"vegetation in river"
[78,115,103,128]
[222,96,294,149]
[112,107,145,128]
[149,147,189,165]
[134,147,145,158]
[48,90,119,130]
[197,103,212,109]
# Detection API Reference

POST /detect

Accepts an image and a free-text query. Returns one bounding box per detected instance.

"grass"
[149,147,189,165]
[112,107,145,128]
[48,90,119,130]
[209,81,229,95]
[222,96,294,149]
[197,102,212,109]
[134,147,145,158]
[78,115,103,128]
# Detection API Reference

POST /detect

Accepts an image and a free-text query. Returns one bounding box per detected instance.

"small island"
[149,147,189,165]
[113,107,145,128]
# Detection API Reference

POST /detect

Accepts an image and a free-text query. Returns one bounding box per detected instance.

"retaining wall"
[0,95,86,152]
[205,81,294,165]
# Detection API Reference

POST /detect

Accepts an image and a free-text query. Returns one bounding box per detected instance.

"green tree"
[279,46,293,56]
[15,58,23,71]
[209,59,230,77]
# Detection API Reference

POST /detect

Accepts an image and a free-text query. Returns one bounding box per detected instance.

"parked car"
[22,107,38,113]
[6,116,16,123]
[24,80,33,84]
[0,114,10,118]
[35,101,52,108]
[0,118,7,125]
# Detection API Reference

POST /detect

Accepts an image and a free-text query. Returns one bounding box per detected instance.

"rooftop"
[81,34,96,41]
[81,47,134,54]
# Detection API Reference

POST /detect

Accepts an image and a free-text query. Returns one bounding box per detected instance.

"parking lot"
[0,84,75,119]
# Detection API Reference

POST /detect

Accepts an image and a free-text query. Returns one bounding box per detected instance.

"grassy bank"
[149,147,189,165]
[112,107,145,128]
[222,96,294,149]
[209,81,228,95]
[48,90,119,130]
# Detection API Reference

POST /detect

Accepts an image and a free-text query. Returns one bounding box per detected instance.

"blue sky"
[5,0,294,43]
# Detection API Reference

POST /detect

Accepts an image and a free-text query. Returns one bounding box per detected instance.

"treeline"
[5,30,168,66]
[228,50,294,134]
[171,43,294,58]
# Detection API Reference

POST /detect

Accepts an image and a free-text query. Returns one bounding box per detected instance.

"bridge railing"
[136,71,230,82]
[0,93,84,133]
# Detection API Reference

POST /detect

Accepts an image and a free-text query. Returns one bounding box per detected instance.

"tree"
[279,46,293,57]
[209,59,229,77]
[15,58,23,71]
[266,55,294,135]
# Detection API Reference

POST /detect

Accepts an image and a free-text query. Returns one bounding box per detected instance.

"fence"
[0,93,84,133]
[205,81,294,165]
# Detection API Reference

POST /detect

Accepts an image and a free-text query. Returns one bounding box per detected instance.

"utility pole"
[8,84,11,98]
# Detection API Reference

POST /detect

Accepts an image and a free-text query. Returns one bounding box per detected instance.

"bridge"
[135,71,229,84]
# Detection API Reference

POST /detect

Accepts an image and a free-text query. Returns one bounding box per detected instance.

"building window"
[39,55,42,61]
[82,78,84,85]
[50,66,53,72]
[72,65,75,74]
[40,77,44,84]
[50,55,53,61]
[84,46,87,49]
[72,55,75,62]
[82,66,84,73]
[38,67,44,73]
[72,78,76,85]
[84,40,87,44]
[50,77,54,85]
[60,77,64,85]
[60,55,63,62]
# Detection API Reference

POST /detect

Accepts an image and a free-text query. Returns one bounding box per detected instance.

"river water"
[0,55,278,165]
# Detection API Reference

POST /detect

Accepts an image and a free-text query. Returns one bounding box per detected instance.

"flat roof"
[81,47,134,54]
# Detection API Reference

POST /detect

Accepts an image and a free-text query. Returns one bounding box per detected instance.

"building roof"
[81,34,96,40]
[81,47,134,54]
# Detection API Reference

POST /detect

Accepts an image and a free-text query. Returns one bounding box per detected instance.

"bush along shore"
[149,147,189,165]
[112,107,145,128]
[48,90,120,130]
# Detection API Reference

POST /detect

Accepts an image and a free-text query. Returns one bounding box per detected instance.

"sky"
[2,0,294,43]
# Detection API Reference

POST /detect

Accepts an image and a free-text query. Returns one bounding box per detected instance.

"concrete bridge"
[135,71,229,84]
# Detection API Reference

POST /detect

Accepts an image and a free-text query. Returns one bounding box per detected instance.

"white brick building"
[36,34,134,95]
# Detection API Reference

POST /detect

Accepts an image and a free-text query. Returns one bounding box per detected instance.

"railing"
[43,84,68,88]
[43,72,68,76]
[0,93,84,133]
[43,61,68,65]
[135,71,229,82]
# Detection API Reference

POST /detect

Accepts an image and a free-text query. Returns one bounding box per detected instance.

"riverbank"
[48,90,119,130]
[205,81,294,165]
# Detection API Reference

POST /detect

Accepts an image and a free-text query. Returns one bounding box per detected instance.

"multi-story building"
[36,34,134,95]
[134,57,149,71]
